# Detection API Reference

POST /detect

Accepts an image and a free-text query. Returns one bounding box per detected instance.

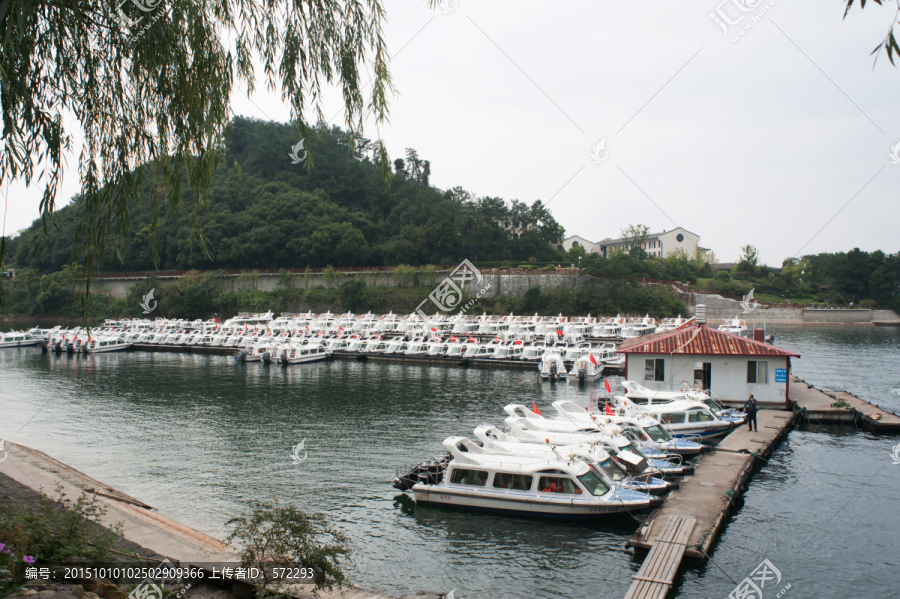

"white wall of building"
[561,235,598,253]
[656,228,701,258]
[625,353,791,405]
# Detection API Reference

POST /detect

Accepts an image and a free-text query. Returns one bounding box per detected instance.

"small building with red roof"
[616,324,800,407]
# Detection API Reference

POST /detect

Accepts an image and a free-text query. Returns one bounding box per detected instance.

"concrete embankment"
[0,442,405,599]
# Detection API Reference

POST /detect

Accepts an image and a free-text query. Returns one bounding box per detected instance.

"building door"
[694,362,712,390]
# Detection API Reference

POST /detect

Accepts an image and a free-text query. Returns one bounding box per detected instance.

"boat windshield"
[644,425,671,442]
[594,456,626,481]
[577,470,610,496]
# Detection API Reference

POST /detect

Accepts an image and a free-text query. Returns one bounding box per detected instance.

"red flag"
[515,339,523,345]
[556,329,563,336]
[604,378,612,393]
[605,402,614,416]
[431,327,437,332]
[590,353,598,366]
[339,326,344,331]
[532,402,542,415]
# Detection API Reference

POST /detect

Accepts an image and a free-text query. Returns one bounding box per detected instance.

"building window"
[644,358,665,382]
[676,233,684,242]
[747,360,768,384]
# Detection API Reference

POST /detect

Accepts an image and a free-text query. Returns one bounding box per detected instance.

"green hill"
[7,118,566,273]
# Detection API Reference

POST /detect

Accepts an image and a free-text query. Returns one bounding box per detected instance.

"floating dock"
[623,377,899,598]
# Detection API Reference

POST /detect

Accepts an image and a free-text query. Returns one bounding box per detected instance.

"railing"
[92,265,582,279]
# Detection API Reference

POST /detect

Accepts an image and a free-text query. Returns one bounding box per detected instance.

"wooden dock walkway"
[624,515,696,599]
[624,379,899,597]
[789,377,900,432]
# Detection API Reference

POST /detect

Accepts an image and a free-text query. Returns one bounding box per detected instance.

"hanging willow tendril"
[0,0,443,316]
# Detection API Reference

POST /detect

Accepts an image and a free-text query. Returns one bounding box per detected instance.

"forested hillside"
[7,118,566,272]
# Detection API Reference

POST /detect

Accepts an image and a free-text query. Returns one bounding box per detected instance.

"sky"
[4,0,900,265]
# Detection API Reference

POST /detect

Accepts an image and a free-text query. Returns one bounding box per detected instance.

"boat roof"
[443,438,591,475]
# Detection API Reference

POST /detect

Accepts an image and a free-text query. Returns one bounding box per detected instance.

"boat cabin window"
[449,468,488,487]
[594,457,626,481]
[644,358,665,382]
[538,476,581,494]
[577,470,611,496]
[644,425,671,442]
[492,473,533,491]
[688,409,715,422]
[747,360,768,384]
[660,412,685,424]
[627,428,649,441]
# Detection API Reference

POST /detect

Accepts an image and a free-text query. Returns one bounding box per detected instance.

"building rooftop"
[616,324,801,357]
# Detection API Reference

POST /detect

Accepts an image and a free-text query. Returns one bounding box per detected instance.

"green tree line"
[5,118,566,274]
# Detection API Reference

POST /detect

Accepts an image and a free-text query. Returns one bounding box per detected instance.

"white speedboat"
[615,395,737,440]
[408,438,662,519]
[469,426,678,496]
[572,355,604,382]
[0,331,40,348]
[718,318,749,337]
[279,341,329,365]
[621,381,747,424]
[538,352,567,381]
[84,336,132,354]
[549,401,705,458]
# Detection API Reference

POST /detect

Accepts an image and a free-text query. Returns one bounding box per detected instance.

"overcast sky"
[4,0,900,265]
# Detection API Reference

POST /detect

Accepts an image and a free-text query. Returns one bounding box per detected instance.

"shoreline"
[0,441,405,599]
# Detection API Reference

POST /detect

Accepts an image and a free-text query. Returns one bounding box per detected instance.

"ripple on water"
[1,324,898,598]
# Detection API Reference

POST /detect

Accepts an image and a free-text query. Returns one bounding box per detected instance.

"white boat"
[408,438,662,518]
[656,315,694,332]
[572,355,604,382]
[502,416,693,478]
[621,315,657,339]
[0,331,40,348]
[718,317,749,337]
[84,336,132,354]
[280,341,329,365]
[620,381,746,424]
[614,394,737,440]
[538,352,567,381]
[469,426,677,496]
[549,401,705,458]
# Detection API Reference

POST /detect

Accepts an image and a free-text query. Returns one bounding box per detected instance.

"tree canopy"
[7,118,567,271]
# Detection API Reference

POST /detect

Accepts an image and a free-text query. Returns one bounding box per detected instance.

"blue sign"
[775,368,787,383]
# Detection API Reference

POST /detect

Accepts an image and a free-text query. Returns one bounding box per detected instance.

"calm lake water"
[1,324,898,598]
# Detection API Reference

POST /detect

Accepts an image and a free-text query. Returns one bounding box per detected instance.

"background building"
[562,227,705,258]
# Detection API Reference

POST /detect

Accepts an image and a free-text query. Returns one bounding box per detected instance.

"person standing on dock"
[744,395,758,432]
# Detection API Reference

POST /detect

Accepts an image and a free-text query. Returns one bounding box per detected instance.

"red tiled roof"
[616,325,800,357]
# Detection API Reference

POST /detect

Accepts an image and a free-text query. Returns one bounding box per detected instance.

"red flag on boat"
[339,326,344,331]
[532,402,542,415]
[590,353,598,366]
[556,329,563,336]
[605,402,614,416]
[515,339,523,345]
[431,327,437,332]
[604,378,611,393]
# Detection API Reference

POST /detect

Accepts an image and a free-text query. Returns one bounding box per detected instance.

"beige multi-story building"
[562,227,704,258]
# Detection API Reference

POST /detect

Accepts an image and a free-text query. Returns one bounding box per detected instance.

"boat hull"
[412,486,660,518]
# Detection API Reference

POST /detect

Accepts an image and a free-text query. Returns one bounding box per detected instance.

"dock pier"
[623,377,899,597]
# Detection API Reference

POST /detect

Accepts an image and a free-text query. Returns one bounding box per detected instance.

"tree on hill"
[7,120,567,272]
